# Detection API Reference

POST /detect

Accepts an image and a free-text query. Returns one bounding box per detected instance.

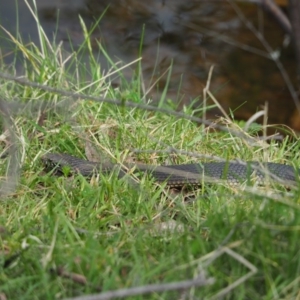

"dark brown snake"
[42,153,299,187]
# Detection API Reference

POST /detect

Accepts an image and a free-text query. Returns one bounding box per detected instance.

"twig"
[0,71,207,124]
[260,0,292,34]
[56,266,87,285]
[0,71,257,141]
[228,0,300,113]
[182,22,271,59]
[131,148,226,161]
[64,270,214,300]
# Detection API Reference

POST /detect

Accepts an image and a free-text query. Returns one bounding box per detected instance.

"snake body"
[42,153,299,187]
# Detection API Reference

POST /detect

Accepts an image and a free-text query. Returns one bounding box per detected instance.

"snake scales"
[42,153,299,187]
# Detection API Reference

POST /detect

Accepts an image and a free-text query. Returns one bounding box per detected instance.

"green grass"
[1,4,300,300]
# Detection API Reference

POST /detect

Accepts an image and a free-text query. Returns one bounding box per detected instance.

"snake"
[41,153,299,187]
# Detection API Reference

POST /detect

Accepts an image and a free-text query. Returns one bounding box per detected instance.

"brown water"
[0,0,298,130]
